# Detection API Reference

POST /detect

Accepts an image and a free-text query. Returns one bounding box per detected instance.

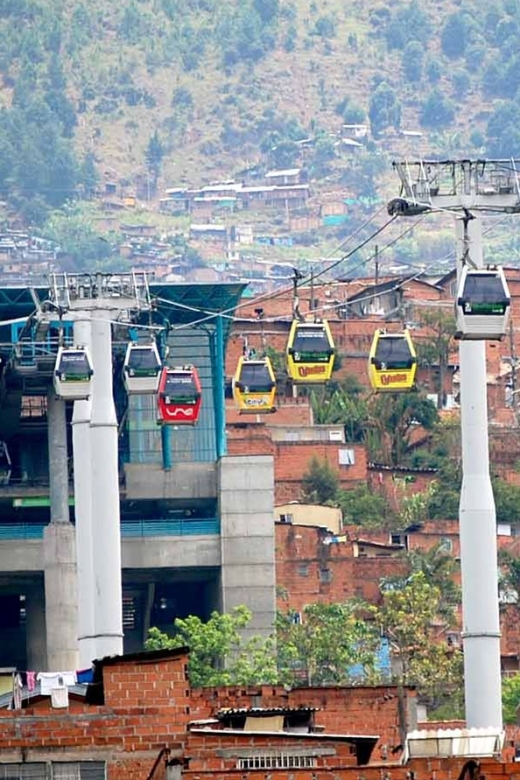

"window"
[279,513,293,524]
[298,563,309,577]
[0,764,106,780]
[446,632,460,648]
[237,754,316,770]
[439,537,453,553]
[319,568,332,584]
[289,612,302,625]
[390,533,408,549]
[122,596,136,631]
[338,448,355,465]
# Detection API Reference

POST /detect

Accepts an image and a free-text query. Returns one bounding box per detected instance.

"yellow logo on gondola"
[380,372,408,386]
[298,364,327,378]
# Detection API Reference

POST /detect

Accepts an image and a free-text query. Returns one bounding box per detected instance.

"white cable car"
[456,266,511,340]
[123,342,162,395]
[53,346,94,400]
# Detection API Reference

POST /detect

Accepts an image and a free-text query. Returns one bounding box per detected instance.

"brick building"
[0,646,516,780]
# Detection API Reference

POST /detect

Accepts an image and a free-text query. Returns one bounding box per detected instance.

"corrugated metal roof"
[216,706,319,718]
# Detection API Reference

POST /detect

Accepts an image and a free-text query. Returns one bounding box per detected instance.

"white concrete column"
[89,309,123,659]
[72,317,97,669]
[44,386,78,671]
[456,217,502,729]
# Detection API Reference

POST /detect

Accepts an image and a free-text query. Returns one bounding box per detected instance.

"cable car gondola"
[157,366,202,425]
[53,345,94,401]
[456,266,511,340]
[286,320,335,384]
[368,329,417,392]
[123,342,162,395]
[232,356,277,414]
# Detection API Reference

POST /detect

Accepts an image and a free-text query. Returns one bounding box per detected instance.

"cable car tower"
[46,271,154,667]
[388,159,520,734]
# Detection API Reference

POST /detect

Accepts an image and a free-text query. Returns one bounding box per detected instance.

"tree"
[486,100,520,157]
[416,309,457,409]
[276,602,379,686]
[338,484,390,529]
[402,41,424,83]
[385,0,432,50]
[502,673,520,724]
[441,13,468,58]
[404,544,461,621]
[145,130,164,191]
[368,392,438,466]
[301,456,339,504]
[41,205,114,271]
[145,605,278,687]
[372,572,463,714]
[498,549,520,610]
[368,82,401,136]
[452,67,471,98]
[420,89,456,128]
[309,380,369,441]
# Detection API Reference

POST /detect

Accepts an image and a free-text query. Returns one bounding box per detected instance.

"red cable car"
[157,366,202,425]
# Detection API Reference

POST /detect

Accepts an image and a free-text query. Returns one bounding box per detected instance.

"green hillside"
[1,0,520,265]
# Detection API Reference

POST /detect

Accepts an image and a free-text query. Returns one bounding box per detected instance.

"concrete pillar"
[25,582,47,671]
[72,318,96,669]
[43,523,78,670]
[44,387,78,671]
[47,391,70,523]
[218,455,276,640]
[89,309,123,659]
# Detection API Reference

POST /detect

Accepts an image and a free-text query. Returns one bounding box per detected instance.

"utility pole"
[389,158,520,731]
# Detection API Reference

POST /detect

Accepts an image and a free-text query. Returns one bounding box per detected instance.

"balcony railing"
[0,517,220,540]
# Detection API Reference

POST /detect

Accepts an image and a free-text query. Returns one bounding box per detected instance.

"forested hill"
[1,0,520,225]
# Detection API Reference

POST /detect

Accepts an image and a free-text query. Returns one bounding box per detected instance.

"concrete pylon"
[89,309,123,659]
[44,388,79,671]
[72,318,96,669]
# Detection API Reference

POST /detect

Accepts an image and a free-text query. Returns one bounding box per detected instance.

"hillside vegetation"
[2,0,520,248]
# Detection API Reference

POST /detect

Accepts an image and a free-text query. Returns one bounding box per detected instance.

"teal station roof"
[0,281,247,341]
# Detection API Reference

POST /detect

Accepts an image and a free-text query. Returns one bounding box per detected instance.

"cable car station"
[0,274,277,672]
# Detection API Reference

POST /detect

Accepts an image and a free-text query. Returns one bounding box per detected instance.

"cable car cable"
[152,215,400,332]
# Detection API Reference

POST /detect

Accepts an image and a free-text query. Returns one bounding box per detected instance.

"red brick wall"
[180,758,520,780]
[274,442,367,503]
[189,682,414,756]
[0,654,191,780]
[275,523,409,610]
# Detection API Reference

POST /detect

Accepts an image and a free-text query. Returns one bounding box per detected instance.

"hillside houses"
[160,168,310,215]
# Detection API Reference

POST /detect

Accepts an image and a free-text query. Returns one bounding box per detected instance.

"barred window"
[0,764,105,780]
[237,754,316,770]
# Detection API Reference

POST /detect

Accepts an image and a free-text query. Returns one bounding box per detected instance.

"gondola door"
[157,366,202,425]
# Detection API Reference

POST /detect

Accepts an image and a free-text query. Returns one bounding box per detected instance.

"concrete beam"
[124,463,217,500]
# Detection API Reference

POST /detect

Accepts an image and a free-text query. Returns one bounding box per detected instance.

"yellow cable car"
[286,320,335,384]
[232,356,277,414]
[368,329,417,392]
